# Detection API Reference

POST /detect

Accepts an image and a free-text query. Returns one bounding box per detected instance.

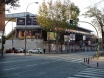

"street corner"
[82,59,104,69]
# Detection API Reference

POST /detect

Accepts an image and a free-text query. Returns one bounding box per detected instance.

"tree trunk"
[48,40,50,53]
[102,32,104,55]
[56,39,58,53]
[61,43,62,53]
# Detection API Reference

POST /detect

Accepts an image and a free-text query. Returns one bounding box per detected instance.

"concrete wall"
[5,39,43,51]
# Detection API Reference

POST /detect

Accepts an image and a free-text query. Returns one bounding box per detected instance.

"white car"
[28,48,43,54]
[17,48,24,53]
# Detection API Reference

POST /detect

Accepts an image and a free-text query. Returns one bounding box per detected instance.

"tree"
[83,6,104,54]
[37,0,80,53]
[0,0,20,13]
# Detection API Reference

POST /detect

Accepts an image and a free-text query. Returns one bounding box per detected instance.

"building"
[5,12,95,53]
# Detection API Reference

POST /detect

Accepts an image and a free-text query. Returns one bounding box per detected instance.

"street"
[0,52,95,78]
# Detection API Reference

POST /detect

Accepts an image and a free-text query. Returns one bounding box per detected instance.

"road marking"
[3,67,20,71]
[0,58,41,64]
[26,64,37,67]
[41,62,50,64]
[2,61,56,71]
[68,67,104,78]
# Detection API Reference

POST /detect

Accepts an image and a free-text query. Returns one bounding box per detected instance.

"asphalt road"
[0,52,93,78]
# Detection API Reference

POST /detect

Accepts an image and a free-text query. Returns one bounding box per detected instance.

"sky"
[5,0,104,37]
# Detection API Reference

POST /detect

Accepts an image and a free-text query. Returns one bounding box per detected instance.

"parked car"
[6,48,18,53]
[6,48,12,53]
[16,48,24,53]
[28,48,43,54]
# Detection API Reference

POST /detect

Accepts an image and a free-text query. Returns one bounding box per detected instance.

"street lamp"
[78,21,99,58]
[1,17,15,57]
[12,21,14,49]
[24,2,38,56]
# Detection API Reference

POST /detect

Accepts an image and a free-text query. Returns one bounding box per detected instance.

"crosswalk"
[68,67,104,78]
[54,56,84,63]
[39,55,84,63]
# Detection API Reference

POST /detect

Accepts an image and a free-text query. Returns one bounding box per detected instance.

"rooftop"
[5,12,93,32]
[5,12,37,22]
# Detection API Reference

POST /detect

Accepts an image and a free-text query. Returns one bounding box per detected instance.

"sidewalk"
[83,56,104,69]
[0,53,27,58]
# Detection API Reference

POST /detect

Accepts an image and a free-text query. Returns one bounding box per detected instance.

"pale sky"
[5,0,104,37]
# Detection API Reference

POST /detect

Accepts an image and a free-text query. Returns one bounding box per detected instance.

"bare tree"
[83,0,104,54]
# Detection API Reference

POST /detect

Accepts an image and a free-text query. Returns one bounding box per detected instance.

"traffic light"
[70,20,73,26]
[2,36,5,44]
[26,14,30,20]
[96,39,98,43]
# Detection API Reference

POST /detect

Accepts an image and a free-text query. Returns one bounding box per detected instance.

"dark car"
[6,48,12,53]
[6,48,18,53]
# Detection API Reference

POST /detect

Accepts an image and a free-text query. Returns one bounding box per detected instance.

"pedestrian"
[43,48,45,54]
[24,49,25,53]
[12,47,16,53]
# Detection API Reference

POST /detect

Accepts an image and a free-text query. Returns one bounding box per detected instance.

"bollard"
[87,58,89,64]
[86,58,87,62]
[90,57,92,61]
[93,54,95,59]
[84,58,85,62]
[97,62,99,67]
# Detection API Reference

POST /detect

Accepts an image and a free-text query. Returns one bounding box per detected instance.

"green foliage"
[0,0,20,13]
[0,0,19,6]
[37,0,80,32]
[37,0,80,53]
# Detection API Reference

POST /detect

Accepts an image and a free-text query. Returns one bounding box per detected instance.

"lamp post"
[24,2,38,56]
[1,17,15,56]
[78,21,99,58]
[12,21,14,49]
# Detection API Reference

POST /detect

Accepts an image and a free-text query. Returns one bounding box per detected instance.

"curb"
[81,62,104,69]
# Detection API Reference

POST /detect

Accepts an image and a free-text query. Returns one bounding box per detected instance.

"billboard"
[64,35,70,42]
[70,34,75,40]
[83,35,86,40]
[47,32,56,40]
[16,29,42,39]
[16,17,38,26]
[64,34,75,42]
[17,18,25,25]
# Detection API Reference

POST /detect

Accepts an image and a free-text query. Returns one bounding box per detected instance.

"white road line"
[26,64,37,67]
[3,61,56,71]
[3,67,20,71]
[68,68,104,78]
[0,59,35,64]
[54,57,83,63]
[41,62,50,64]
[78,72,104,77]
[74,74,101,78]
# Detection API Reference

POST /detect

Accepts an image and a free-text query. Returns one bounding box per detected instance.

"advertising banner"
[31,18,38,25]
[16,17,38,26]
[64,35,70,42]
[83,35,86,40]
[70,34,75,40]
[16,29,42,39]
[47,32,56,40]
[16,18,25,25]
[26,18,31,25]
